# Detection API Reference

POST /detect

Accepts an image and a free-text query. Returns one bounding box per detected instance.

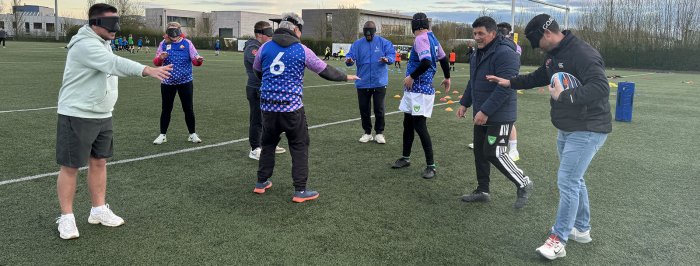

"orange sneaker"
[253,181,272,194]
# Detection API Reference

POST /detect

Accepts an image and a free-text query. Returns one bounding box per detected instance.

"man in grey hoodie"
[54,3,173,240]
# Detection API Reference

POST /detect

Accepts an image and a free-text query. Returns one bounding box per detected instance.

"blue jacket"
[460,35,520,123]
[345,36,395,89]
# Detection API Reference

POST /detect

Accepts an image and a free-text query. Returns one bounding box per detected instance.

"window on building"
[325,13,333,39]
[34,23,43,30]
[13,22,17,29]
[46,23,55,32]
[382,24,407,36]
[167,16,196,28]
[219,28,233,38]
[25,22,30,33]
[0,21,4,29]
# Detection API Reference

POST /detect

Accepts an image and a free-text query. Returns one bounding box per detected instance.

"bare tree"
[107,0,145,28]
[194,15,214,37]
[85,0,96,17]
[333,4,361,42]
[11,0,25,36]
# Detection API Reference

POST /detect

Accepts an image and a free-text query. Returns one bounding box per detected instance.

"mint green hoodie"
[57,25,146,119]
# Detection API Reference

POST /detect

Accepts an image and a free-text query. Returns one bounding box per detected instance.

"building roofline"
[301,9,413,20]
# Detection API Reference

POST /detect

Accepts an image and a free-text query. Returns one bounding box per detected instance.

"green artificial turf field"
[0,41,698,265]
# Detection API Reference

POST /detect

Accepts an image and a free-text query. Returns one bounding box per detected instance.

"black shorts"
[56,114,114,168]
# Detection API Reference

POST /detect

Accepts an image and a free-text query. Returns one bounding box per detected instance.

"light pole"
[55,0,59,41]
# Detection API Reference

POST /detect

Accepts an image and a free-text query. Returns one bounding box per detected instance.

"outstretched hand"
[485,75,510,88]
[347,75,361,81]
[143,64,173,81]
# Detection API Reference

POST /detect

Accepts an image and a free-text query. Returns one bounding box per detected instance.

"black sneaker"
[514,181,534,209]
[461,190,491,202]
[422,166,436,179]
[391,158,411,168]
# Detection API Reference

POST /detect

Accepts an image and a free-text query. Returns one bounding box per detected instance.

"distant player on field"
[137,37,143,53]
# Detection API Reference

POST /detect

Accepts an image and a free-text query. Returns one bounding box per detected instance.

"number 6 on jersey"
[270,52,286,75]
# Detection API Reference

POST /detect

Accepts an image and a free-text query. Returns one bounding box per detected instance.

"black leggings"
[402,113,434,165]
[160,81,196,134]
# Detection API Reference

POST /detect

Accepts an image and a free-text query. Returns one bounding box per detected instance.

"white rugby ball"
[550,72,582,91]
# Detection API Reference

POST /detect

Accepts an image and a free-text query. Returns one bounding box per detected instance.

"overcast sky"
[13,0,587,25]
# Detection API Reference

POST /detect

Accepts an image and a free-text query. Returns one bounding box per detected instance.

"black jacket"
[460,35,520,123]
[243,39,262,89]
[510,31,612,133]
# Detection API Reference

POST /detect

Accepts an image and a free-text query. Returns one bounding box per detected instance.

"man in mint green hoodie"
[54,3,173,240]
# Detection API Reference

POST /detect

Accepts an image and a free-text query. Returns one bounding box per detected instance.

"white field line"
[0,103,449,186]
[0,106,57,114]
[0,84,356,115]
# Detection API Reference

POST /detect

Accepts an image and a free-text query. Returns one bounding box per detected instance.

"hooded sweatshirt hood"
[272,28,300,47]
[67,25,107,49]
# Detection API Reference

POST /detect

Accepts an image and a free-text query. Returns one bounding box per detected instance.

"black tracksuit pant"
[257,108,310,191]
[357,88,386,134]
[402,113,434,165]
[160,81,196,134]
[246,85,263,150]
[473,123,529,193]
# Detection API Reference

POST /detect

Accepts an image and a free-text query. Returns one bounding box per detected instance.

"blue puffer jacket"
[345,36,396,89]
[460,35,520,123]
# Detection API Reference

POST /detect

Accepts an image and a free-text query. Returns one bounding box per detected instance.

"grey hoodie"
[57,25,145,119]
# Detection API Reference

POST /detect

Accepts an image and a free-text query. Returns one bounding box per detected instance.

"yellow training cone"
[447,100,455,104]
[435,90,442,94]
[452,90,459,94]
[445,107,453,112]
[393,95,401,99]
[609,82,618,88]
[444,96,452,100]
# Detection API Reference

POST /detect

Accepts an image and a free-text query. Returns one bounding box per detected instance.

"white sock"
[509,140,518,151]
[91,205,107,214]
[61,213,75,220]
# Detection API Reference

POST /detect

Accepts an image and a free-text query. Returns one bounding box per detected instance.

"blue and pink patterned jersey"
[406,31,446,95]
[253,41,327,112]
[154,38,201,85]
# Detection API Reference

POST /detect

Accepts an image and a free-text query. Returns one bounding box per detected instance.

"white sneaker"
[569,228,592,243]
[153,134,167,144]
[56,214,79,240]
[188,133,202,143]
[249,147,261,160]
[275,146,286,154]
[468,143,474,149]
[375,134,386,144]
[88,204,125,227]
[509,150,520,162]
[359,134,374,143]
[536,235,566,260]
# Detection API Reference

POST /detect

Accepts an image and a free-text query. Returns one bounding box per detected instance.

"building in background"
[301,9,415,41]
[145,8,278,38]
[0,5,85,37]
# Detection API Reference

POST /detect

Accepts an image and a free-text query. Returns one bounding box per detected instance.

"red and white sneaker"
[536,234,566,260]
